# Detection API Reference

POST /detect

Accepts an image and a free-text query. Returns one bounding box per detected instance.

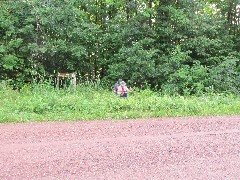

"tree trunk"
[148,0,153,28]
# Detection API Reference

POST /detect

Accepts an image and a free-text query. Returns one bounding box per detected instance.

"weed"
[0,81,239,123]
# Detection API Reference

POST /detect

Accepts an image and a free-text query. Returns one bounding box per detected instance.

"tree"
[0,0,239,94]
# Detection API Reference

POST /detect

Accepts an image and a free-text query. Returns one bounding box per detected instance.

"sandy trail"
[0,115,240,179]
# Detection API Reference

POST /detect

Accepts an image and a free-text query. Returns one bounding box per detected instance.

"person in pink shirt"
[117,81,132,97]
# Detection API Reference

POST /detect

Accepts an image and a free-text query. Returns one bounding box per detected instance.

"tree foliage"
[0,0,239,94]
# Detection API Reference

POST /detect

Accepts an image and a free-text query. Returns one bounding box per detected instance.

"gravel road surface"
[1,115,240,180]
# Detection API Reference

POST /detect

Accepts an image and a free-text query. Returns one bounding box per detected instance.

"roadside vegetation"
[1,82,239,123]
[1,1,239,123]
[1,1,239,94]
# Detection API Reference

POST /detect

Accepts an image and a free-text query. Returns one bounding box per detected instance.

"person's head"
[120,81,126,86]
[118,79,122,83]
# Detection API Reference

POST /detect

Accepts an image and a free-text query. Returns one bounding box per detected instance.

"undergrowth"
[0,82,239,123]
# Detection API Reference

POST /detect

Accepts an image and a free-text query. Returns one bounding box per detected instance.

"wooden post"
[71,72,77,91]
[57,72,77,91]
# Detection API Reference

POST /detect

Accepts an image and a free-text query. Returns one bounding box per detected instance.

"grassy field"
[0,82,240,123]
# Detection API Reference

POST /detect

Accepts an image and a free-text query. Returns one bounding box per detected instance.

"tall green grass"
[0,82,239,123]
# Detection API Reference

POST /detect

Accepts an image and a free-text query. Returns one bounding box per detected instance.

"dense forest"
[0,0,239,95]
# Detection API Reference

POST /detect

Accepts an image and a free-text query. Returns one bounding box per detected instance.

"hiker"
[113,79,122,94]
[117,81,132,97]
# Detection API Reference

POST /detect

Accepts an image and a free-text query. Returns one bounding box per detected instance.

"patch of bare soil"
[0,115,240,179]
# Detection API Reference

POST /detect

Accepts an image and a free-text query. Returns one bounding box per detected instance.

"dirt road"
[1,115,240,179]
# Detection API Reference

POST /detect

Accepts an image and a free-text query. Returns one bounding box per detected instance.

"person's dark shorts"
[120,93,128,98]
